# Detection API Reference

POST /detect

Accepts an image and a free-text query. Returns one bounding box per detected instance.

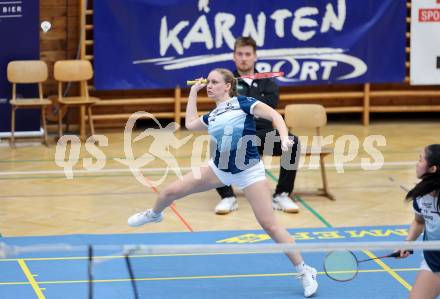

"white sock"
[295,261,306,273]
[150,209,161,217]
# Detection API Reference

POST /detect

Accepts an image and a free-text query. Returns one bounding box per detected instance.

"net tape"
[1,240,440,259]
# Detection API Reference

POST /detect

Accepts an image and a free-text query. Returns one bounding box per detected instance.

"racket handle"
[187,79,208,86]
[389,250,414,258]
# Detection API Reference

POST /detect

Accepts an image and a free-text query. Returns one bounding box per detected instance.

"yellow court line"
[0,268,419,286]
[17,259,46,298]
[0,281,30,286]
[363,250,413,290]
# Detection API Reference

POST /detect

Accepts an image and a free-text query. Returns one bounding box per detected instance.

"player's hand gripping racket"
[323,249,413,282]
[186,71,284,85]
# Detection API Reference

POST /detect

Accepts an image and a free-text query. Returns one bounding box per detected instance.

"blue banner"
[0,0,40,134]
[94,0,406,90]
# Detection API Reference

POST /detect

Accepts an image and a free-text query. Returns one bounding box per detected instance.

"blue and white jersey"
[413,193,440,271]
[201,96,261,174]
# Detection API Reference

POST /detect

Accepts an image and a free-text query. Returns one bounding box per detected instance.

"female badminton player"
[400,144,440,299]
[128,68,318,297]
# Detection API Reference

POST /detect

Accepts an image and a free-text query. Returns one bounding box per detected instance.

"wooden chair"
[7,60,52,147]
[53,60,99,140]
[284,104,335,200]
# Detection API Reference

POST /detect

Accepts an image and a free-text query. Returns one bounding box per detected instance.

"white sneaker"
[128,209,163,227]
[297,265,318,298]
[214,197,238,214]
[273,192,299,213]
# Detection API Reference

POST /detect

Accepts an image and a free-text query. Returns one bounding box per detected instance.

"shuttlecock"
[41,21,51,33]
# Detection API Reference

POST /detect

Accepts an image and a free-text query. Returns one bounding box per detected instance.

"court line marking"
[0,268,419,286]
[0,191,153,199]
[0,249,367,262]
[0,167,415,182]
[139,171,194,232]
[17,259,46,298]
[0,182,397,199]
[0,161,416,177]
[266,169,413,291]
[0,148,421,164]
[387,176,410,193]
[0,164,415,291]
[364,250,412,290]
[294,195,332,228]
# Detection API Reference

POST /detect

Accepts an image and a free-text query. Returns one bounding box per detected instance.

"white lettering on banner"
[160,17,189,56]
[183,15,213,50]
[159,0,347,55]
[198,0,210,13]
[0,2,23,18]
[291,7,319,41]
[321,0,346,32]
[419,9,440,22]
[214,13,235,49]
[1,5,21,13]
[135,48,367,82]
[242,13,266,46]
[270,9,292,38]
[138,0,369,83]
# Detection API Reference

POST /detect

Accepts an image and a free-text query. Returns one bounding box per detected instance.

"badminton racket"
[187,71,284,85]
[323,249,413,282]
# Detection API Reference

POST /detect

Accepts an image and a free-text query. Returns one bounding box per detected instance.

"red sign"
[419,8,440,22]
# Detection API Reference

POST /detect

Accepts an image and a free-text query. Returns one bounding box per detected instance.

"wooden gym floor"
[0,119,439,237]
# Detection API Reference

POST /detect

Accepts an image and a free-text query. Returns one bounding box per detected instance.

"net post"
[88,245,93,299]
[124,252,139,299]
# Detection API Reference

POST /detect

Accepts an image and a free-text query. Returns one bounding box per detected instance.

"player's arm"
[406,213,425,241]
[252,102,291,151]
[397,213,425,258]
[185,79,207,131]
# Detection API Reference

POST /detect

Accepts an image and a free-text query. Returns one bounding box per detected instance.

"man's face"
[233,45,257,74]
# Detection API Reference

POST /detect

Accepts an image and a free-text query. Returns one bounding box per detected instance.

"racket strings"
[324,248,416,282]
